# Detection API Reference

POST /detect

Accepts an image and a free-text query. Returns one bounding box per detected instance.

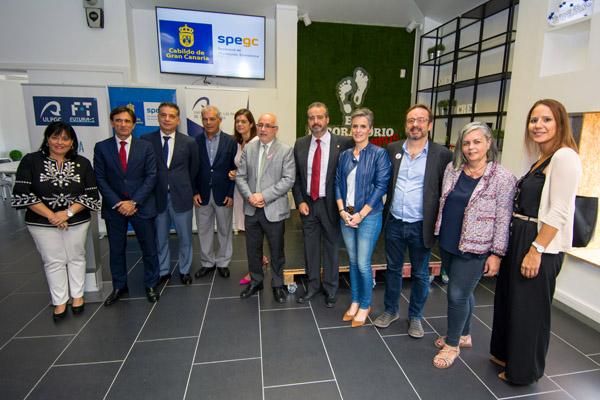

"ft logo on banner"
[33,96,99,126]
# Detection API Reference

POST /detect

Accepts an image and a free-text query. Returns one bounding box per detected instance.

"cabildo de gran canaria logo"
[329,67,398,146]
[159,20,213,64]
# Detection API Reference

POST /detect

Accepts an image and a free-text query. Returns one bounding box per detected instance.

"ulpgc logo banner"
[107,87,177,138]
[33,96,99,126]
[22,84,110,164]
[184,87,249,139]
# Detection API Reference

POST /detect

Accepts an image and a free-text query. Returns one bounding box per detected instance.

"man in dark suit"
[236,113,295,303]
[373,104,452,336]
[94,106,160,305]
[141,102,199,285]
[193,106,237,279]
[292,102,353,307]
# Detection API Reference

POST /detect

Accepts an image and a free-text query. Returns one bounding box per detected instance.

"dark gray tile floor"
[1,203,599,400]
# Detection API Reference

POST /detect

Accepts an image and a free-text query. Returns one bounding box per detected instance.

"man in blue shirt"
[373,104,452,337]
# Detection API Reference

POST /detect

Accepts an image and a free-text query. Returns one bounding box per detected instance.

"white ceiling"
[129,0,487,28]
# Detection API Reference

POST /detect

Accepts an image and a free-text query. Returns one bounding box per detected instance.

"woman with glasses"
[335,108,391,327]
[490,99,581,384]
[12,122,100,321]
[432,122,515,368]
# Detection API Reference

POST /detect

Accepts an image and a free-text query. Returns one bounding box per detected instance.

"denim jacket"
[434,161,516,255]
[335,143,391,214]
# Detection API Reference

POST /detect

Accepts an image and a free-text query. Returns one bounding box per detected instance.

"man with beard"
[292,102,353,307]
[373,104,452,337]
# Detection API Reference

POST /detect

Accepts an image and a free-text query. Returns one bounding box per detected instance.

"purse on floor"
[572,195,598,247]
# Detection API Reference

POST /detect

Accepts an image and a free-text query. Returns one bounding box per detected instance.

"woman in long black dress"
[490,99,581,384]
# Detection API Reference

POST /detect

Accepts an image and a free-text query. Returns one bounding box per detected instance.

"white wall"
[502,0,600,323]
[0,81,29,157]
[0,1,298,151]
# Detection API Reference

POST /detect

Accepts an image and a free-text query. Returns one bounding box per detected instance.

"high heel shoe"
[343,304,359,321]
[71,303,85,314]
[53,304,67,321]
[351,307,371,328]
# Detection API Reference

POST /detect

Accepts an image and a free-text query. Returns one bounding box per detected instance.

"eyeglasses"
[406,118,429,125]
[257,123,278,129]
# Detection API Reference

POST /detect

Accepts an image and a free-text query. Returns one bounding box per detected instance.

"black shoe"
[71,303,85,315]
[273,287,287,303]
[217,267,230,278]
[240,282,263,299]
[104,287,129,306]
[194,266,215,279]
[180,273,193,285]
[146,287,160,303]
[296,288,321,304]
[53,305,68,321]
[325,294,336,308]
[158,273,171,285]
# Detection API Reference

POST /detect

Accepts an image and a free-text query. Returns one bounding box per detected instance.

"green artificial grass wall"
[297,21,415,145]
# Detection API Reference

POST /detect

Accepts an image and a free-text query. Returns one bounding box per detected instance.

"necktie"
[162,136,170,167]
[257,144,268,190]
[310,139,321,201]
[119,140,127,172]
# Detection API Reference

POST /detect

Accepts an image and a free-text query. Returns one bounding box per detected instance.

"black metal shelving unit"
[415,0,519,148]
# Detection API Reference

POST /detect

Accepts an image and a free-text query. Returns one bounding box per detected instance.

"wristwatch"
[66,207,74,218]
[531,241,545,253]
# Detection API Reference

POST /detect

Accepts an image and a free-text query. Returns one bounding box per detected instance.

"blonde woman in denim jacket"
[432,121,516,368]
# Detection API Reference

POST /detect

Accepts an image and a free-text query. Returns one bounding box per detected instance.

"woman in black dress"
[490,99,581,384]
[12,122,100,321]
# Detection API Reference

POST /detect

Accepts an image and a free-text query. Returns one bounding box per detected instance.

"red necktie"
[310,139,321,201]
[119,140,127,172]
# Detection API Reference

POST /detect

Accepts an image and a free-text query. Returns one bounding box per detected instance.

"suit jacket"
[236,138,295,222]
[383,140,452,248]
[292,132,353,221]
[195,131,237,205]
[94,136,157,220]
[141,131,199,213]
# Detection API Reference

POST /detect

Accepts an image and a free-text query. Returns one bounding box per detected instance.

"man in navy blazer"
[141,103,199,286]
[94,106,160,305]
[193,106,237,278]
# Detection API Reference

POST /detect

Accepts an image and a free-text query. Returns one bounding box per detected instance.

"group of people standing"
[12,98,581,386]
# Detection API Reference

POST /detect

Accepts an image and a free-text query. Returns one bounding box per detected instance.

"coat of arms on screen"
[179,24,194,47]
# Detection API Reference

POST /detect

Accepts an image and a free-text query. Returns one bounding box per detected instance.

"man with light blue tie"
[141,102,199,285]
[373,104,452,336]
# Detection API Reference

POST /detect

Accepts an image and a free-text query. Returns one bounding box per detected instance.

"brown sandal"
[434,335,472,349]
[490,356,506,368]
[433,345,460,369]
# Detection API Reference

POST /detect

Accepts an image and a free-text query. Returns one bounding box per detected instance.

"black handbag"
[572,195,598,247]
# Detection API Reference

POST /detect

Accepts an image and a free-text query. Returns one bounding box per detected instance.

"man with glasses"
[236,113,295,303]
[193,105,237,280]
[94,106,160,305]
[141,102,199,286]
[292,102,352,307]
[373,104,452,336]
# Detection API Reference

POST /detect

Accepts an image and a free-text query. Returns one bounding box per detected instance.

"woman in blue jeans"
[335,108,391,327]
[432,122,515,368]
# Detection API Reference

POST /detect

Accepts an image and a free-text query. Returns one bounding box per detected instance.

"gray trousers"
[194,193,233,269]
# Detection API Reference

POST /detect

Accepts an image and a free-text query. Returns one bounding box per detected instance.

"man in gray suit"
[236,113,295,303]
[292,102,353,307]
[373,104,452,337]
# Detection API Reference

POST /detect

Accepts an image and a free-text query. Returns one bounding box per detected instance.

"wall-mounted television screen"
[156,7,265,79]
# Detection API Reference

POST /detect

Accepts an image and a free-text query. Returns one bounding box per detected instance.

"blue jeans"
[441,249,485,347]
[384,217,431,319]
[340,212,382,309]
[155,194,193,276]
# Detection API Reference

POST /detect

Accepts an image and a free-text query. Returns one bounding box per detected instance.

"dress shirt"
[257,140,273,175]
[390,140,429,222]
[205,131,221,166]
[161,130,175,168]
[114,135,132,162]
[306,131,331,198]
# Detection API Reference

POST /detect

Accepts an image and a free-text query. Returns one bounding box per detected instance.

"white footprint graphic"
[353,68,369,105]
[337,78,353,114]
